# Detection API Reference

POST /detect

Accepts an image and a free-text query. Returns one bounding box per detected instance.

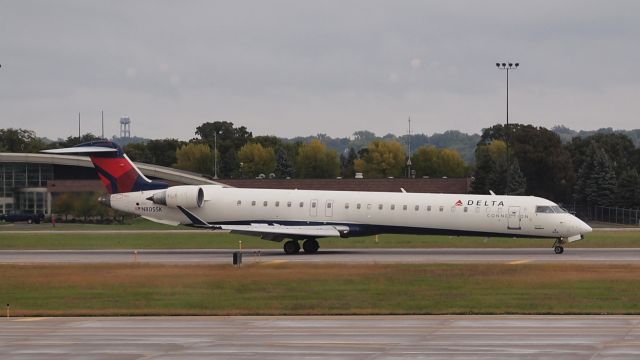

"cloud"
[1,0,639,139]
[410,58,422,70]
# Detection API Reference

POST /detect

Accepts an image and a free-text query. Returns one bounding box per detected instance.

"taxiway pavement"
[2,315,640,359]
[1,248,640,264]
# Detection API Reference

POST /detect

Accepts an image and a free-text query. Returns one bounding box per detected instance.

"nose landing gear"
[553,238,565,254]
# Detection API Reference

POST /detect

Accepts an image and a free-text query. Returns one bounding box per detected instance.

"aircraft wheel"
[554,246,564,254]
[283,240,300,255]
[303,239,319,254]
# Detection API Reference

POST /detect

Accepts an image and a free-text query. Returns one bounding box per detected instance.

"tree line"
[2,123,640,209]
[470,124,640,209]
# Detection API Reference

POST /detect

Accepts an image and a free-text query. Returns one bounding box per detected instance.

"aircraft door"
[508,206,521,230]
[325,200,334,217]
[310,199,318,217]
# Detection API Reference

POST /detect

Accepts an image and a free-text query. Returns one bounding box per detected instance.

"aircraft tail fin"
[42,141,168,194]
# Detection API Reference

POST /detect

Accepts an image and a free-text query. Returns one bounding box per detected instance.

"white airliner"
[44,141,592,255]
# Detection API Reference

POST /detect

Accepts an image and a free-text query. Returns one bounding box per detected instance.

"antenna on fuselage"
[489,190,496,196]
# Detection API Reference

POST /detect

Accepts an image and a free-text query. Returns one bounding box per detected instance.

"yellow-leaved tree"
[354,140,406,178]
[237,143,276,178]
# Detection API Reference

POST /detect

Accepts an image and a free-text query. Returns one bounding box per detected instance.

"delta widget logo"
[455,200,463,206]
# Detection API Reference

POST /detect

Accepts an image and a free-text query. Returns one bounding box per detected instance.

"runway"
[2,315,640,359]
[1,248,640,264]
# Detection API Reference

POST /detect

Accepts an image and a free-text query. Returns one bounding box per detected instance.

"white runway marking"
[1,248,640,264]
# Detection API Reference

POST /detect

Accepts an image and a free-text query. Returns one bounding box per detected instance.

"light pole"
[213,131,219,179]
[495,62,519,194]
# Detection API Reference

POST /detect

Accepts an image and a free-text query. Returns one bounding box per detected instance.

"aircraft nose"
[577,218,592,234]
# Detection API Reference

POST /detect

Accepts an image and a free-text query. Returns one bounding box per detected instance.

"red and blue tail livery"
[43,141,168,194]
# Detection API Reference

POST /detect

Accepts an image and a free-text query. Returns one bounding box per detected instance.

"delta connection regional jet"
[44,141,592,255]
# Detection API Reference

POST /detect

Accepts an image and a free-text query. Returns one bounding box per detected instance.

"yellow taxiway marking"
[509,260,531,265]
[12,317,49,322]
[264,260,289,265]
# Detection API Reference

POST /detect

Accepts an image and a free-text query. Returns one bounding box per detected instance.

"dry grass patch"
[2,263,640,316]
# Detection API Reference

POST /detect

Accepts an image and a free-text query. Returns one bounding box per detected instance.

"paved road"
[1,248,640,264]
[2,315,640,359]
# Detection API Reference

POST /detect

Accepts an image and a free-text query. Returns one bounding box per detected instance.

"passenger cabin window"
[378,204,383,210]
[311,202,316,208]
[357,203,361,210]
[403,205,408,211]
[414,205,419,211]
[439,206,444,212]
[251,201,256,207]
[299,202,304,208]
[287,201,292,207]
[345,203,350,209]
[275,201,280,207]
[464,207,468,213]
[237,200,241,206]
[391,204,395,210]
[427,205,432,212]
[263,201,268,207]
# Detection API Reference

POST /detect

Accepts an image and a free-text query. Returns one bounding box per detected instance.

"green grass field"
[2,263,640,316]
[0,229,639,250]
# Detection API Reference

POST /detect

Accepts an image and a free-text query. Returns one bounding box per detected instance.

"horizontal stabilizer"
[42,146,118,154]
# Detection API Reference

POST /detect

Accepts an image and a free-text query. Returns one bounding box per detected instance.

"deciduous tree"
[238,143,276,178]
[354,140,406,178]
[295,140,339,178]
[411,145,468,178]
[174,143,214,175]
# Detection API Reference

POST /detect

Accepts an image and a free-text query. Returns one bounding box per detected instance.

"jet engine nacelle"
[150,186,204,208]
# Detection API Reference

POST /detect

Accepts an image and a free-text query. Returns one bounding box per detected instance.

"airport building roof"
[0,152,224,186]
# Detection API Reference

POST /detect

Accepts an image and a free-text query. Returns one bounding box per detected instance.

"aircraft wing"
[219,223,350,240]
[176,205,349,240]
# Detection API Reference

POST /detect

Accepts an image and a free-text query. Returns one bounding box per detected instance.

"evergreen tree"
[340,147,357,178]
[575,146,617,206]
[506,158,527,195]
[275,147,295,179]
[616,169,640,209]
[471,145,494,194]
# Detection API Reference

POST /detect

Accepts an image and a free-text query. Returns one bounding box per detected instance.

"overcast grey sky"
[1,0,639,140]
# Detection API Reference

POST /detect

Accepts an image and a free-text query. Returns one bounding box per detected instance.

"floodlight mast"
[495,62,519,194]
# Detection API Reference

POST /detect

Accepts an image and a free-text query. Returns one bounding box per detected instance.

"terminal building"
[0,153,221,216]
[0,152,471,217]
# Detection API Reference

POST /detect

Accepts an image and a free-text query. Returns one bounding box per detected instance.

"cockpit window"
[536,206,555,214]
[536,205,568,214]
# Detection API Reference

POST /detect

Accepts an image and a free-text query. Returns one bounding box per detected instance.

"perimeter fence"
[570,205,640,226]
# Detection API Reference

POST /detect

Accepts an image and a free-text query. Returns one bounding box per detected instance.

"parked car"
[0,211,45,224]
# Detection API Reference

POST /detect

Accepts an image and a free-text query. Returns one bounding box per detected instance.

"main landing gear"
[283,239,319,255]
[553,238,565,254]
